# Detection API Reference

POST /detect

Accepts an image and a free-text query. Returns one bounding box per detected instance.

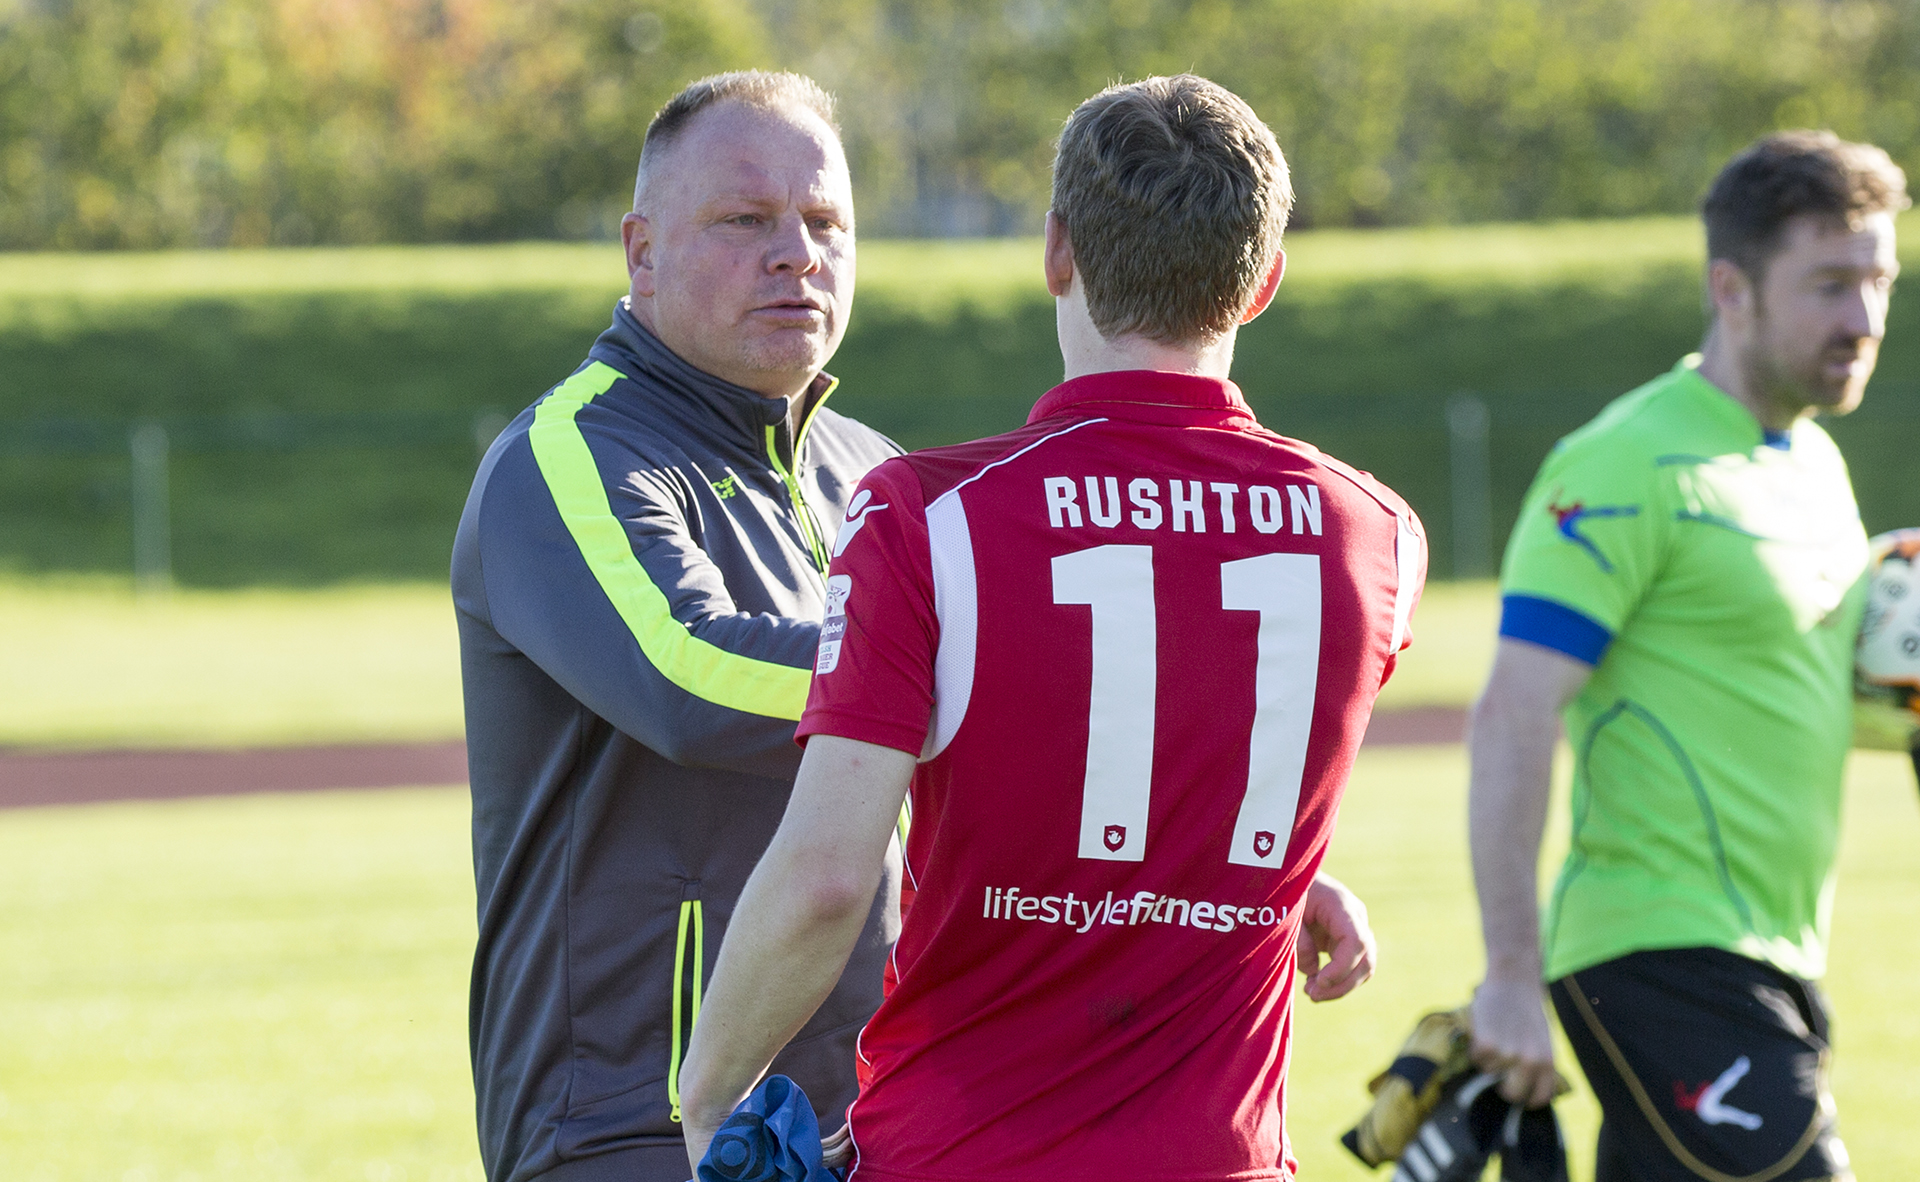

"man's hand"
[1295,872,1377,1002]
[682,1098,744,1178]
[1470,976,1560,1109]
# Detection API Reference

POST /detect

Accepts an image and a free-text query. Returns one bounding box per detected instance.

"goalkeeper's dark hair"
[633,72,839,208]
[1703,130,1908,285]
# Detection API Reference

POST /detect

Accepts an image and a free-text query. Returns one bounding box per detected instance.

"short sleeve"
[797,459,939,756]
[1499,432,1670,663]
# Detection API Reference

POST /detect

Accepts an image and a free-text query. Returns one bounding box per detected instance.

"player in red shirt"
[681,75,1426,1182]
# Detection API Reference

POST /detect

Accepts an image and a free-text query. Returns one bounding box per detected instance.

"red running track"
[0,707,1465,810]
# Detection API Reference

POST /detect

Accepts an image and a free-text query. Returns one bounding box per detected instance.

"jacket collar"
[590,299,835,461]
[1027,369,1257,426]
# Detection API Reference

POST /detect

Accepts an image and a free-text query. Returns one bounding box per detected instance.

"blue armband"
[1499,594,1612,666]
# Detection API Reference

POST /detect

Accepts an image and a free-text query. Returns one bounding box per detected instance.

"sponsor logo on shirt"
[831,488,890,557]
[982,884,1288,934]
[1673,1056,1764,1130]
[1042,476,1324,536]
[711,474,740,499]
[816,574,852,675]
[1546,493,1641,573]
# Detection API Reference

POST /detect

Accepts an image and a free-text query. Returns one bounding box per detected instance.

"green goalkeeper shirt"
[1499,357,1869,981]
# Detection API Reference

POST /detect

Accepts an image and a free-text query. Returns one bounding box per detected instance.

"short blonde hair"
[634,71,840,206]
[1051,75,1292,344]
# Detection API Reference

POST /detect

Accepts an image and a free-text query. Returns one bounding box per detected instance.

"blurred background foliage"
[7,0,1920,247]
[7,0,1920,586]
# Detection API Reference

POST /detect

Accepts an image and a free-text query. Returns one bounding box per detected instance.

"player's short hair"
[633,71,840,208]
[1050,74,1292,345]
[1702,130,1909,282]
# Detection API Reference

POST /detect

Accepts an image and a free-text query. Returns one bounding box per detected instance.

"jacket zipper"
[665,896,704,1124]
[764,383,835,572]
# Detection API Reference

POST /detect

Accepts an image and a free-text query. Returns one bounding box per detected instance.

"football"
[1856,528,1920,749]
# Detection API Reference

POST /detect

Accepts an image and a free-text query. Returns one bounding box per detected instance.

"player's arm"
[678,734,917,1173]
[1296,872,1378,1001]
[1467,638,1591,1108]
[1472,427,1665,1106]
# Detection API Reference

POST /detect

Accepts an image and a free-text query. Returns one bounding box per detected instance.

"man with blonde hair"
[454,71,900,1182]
[681,74,1423,1182]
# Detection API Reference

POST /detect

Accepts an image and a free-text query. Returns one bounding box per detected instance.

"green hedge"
[3,222,1916,585]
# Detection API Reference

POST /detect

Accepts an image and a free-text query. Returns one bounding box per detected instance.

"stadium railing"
[1,393,1914,588]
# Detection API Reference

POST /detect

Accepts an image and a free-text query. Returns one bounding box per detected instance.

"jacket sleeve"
[476,394,819,780]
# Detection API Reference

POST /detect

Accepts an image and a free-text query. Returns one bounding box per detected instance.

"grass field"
[6,217,1918,584]
[0,577,465,749]
[2,748,1914,1181]
[0,577,1496,751]
[0,788,476,1182]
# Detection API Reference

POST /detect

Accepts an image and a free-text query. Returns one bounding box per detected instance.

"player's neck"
[1695,323,1803,433]
[1056,299,1238,383]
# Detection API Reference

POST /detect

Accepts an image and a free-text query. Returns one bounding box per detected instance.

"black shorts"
[1548,947,1849,1182]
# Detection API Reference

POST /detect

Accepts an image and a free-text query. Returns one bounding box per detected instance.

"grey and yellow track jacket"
[452,301,902,1182]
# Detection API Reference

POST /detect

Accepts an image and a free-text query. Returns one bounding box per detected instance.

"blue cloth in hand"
[696,1075,838,1182]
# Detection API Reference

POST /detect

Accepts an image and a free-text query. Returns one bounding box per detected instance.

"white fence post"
[130,422,172,594]
[1447,395,1493,579]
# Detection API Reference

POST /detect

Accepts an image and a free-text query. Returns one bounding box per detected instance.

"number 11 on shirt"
[1052,545,1323,867]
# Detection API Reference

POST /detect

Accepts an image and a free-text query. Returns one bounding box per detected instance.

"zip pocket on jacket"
[666,887,705,1124]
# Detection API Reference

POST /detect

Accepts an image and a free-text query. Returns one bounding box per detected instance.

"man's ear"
[1044,211,1075,298]
[622,212,654,297]
[1240,250,1286,324]
[1706,257,1752,326]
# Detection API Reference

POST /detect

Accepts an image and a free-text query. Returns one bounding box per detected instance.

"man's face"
[1739,211,1898,419]
[623,102,854,399]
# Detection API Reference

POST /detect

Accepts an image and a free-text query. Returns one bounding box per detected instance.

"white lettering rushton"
[981,884,1287,934]
[1045,475,1324,536]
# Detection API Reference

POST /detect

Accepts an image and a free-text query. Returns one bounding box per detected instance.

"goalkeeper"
[1467,132,1904,1182]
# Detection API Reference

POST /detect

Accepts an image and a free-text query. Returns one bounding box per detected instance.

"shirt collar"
[1026,369,1257,425]
[591,299,835,454]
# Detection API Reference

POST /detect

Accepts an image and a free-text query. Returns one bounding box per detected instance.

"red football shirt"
[798,371,1426,1182]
